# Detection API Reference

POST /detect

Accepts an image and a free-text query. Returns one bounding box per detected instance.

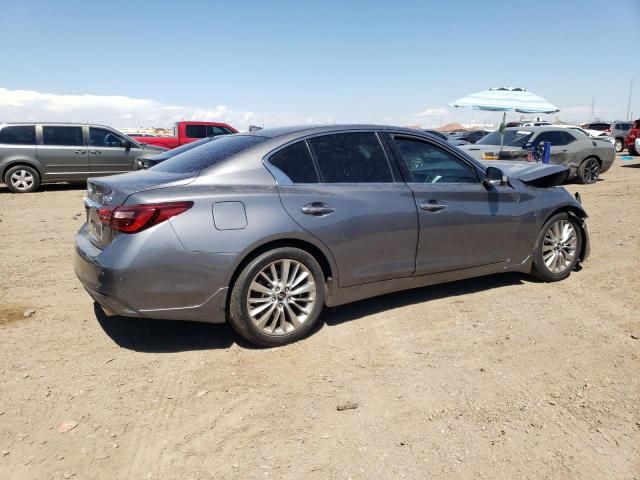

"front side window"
[206,125,233,136]
[89,128,126,147]
[185,124,207,138]
[533,131,574,146]
[0,125,36,145]
[42,126,83,146]
[269,141,319,183]
[392,137,478,184]
[308,132,392,183]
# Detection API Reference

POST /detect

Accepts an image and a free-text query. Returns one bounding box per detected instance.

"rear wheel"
[614,138,624,153]
[4,165,40,193]
[531,213,582,282]
[228,247,325,347]
[576,157,600,184]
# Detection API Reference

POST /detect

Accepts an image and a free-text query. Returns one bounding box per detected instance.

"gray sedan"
[75,125,590,347]
[459,126,615,184]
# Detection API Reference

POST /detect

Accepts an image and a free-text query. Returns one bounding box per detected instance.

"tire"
[629,144,639,156]
[531,213,582,282]
[4,165,40,193]
[614,138,624,153]
[228,247,325,347]
[576,157,600,184]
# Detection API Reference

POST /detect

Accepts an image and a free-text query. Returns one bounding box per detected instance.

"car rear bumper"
[74,224,231,323]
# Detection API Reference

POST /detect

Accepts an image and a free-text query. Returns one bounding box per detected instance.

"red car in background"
[130,121,237,149]
[625,119,640,155]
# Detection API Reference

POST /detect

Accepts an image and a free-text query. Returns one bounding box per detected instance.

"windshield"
[476,130,533,147]
[152,135,267,173]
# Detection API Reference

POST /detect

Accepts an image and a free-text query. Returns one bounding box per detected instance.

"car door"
[530,130,574,166]
[88,127,136,175]
[36,125,89,181]
[385,133,520,275]
[270,132,419,288]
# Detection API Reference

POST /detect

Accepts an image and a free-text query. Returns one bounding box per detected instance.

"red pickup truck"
[130,121,237,149]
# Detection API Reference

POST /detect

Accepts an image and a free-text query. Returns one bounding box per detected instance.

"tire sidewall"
[577,157,599,184]
[4,165,40,193]
[532,213,582,282]
[229,247,325,347]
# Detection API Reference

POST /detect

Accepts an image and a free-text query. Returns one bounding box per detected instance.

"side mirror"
[522,142,533,150]
[483,166,505,188]
[123,140,132,150]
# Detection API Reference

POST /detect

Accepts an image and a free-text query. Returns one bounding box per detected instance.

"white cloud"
[413,107,448,117]
[0,87,322,131]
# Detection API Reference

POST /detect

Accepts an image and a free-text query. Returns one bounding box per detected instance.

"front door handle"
[420,200,447,213]
[301,202,335,216]
[74,150,85,155]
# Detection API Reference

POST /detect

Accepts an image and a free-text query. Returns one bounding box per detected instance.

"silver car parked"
[0,122,165,193]
[75,125,590,347]
[460,126,615,184]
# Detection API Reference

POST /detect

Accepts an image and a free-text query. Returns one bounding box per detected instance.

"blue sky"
[1,0,639,129]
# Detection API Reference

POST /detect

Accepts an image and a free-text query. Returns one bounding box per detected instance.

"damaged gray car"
[459,126,615,184]
[75,125,590,347]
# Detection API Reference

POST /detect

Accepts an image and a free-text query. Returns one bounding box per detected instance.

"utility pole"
[590,97,595,122]
[626,78,633,121]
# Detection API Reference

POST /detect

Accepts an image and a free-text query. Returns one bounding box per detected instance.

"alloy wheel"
[614,139,623,153]
[10,169,35,191]
[246,259,317,336]
[542,220,578,274]
[582,158,600,184]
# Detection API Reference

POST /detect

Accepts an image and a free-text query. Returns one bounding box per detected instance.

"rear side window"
[185,125,207,138]
[0,125,36,145]
[43,126,84,146]
[308,132,392,183]
[152,135,267,173]
[269,141,319,183]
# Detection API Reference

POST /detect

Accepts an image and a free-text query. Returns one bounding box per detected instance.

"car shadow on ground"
[321,272,528,327]
[621,163,640,169]
[95,273,529,353]
[94,303,245,353]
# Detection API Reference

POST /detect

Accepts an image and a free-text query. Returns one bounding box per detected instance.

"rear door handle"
[301,202,335,216]
[420,200,447,213]
[89,151,101,155]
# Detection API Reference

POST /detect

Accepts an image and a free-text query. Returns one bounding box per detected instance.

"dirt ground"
[1,155,639,480]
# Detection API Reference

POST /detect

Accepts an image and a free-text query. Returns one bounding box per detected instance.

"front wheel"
[531,213,582,282]
[576,157,600,184]
[228,247,325,347]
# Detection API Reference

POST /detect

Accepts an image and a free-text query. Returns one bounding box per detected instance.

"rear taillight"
[97,201,193,233]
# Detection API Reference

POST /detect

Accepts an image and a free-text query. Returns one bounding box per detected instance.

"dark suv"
[0,123,165,193]
[610,121,632,152]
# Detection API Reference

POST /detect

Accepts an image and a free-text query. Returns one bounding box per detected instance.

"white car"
[635,137,640,153]
[555,124,616,146]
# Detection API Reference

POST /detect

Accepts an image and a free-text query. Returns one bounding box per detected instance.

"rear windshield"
[476,130,533,147]
[152,135,267,173]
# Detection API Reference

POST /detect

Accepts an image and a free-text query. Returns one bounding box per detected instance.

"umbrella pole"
[499,111,506,151]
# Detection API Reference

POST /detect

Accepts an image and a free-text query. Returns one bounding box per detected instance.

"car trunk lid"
[85,170,197,248]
